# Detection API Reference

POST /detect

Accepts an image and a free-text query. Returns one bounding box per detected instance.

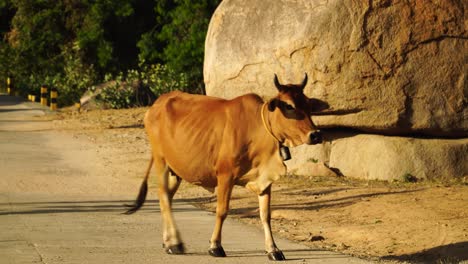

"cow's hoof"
[165,243,185,255]
[208,246,226,257]
[267,250,286,261]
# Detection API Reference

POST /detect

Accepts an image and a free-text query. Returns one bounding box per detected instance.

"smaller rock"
[306,233,325,242]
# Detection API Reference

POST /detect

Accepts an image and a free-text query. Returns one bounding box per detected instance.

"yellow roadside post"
[40,85,48,106]
[50,88,58,110]
[7,77,13,95]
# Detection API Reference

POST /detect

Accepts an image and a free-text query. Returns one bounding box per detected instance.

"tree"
[2,0,150,95]
[0,0,15,91]
[139,0,220,93]
[5,0,68,93]
[0,0,220,103]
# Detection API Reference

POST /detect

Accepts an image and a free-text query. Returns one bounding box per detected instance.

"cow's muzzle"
[307,131,322,145]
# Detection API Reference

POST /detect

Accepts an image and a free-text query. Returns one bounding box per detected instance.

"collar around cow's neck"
[261,101,292,161]
[261,101,281,143]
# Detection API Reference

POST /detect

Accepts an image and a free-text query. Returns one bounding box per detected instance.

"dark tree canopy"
[0,0,221,105]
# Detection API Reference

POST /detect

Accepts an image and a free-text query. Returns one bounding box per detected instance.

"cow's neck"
[259,102,291,160]
[248,101,282,159]
[227,94,282,163]
[260,102,281,142]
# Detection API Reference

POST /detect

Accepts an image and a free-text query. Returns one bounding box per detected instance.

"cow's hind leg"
[162,171,182,249]
[156,160,184,254]
[259,185,285,261]
[167,170,182,205]
[208,176,233,257]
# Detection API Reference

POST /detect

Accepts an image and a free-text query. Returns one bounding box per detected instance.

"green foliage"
[96,73,135,109]
[0,43,13,92]
[53,44,98,106]
[95,62,188,109]
[7,0,67,87]
[140,0,220,92]
[402,173,418,183]
[0,0,219,106]
[139,62,188,95]
[75,0,137,70]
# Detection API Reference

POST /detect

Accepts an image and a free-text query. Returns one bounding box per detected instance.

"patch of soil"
[50,107,468,264]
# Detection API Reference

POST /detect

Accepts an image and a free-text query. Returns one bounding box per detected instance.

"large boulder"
[204,0,468,181]
[284,133,468,181]
[327,134,468,181]
[204,0,467,137]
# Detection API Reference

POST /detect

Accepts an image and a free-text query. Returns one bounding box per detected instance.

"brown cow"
[126,74,322,261]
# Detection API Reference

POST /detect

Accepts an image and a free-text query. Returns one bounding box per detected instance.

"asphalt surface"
[0,94,372,264]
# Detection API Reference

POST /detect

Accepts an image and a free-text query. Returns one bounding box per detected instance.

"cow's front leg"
[259,185,285,261]
[209,176,233,257]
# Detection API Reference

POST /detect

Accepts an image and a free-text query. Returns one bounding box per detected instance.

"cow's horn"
[274,74,282,91]
[301,73,308,90]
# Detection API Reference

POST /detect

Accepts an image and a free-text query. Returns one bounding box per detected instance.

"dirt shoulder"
[49,107,468,264]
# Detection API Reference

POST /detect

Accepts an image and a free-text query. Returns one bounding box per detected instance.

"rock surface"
[284,133,468,181]
[204,0,467,137]
[328,134,468,181]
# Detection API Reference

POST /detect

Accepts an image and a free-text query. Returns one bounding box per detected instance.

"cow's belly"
[165,154,218,189]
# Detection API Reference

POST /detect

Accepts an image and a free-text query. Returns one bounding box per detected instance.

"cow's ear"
[268,99,278,111]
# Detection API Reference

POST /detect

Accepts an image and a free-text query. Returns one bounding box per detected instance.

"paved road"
[0,94,372,264]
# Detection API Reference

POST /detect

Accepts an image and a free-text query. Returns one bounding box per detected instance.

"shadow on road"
[0,108,46,113]
[0,95,24,107]
[0,119,50,122]
[228,189,422,218]
[184,248,350,261]
[0,198,214,216]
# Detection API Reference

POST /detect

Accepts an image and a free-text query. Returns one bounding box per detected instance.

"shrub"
[139,62,188,96]
[402,173,418,183]
[94,62,188,109]
[95,73,135,109]
[53,45,97,106]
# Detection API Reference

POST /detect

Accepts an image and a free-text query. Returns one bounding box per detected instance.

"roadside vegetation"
[0,0,220,107]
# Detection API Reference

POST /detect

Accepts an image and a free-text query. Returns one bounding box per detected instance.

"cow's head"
[267,74,322,147]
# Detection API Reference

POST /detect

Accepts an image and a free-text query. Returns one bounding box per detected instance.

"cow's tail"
[124,156,153,214]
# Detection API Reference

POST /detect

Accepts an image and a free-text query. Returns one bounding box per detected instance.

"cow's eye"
[285,104,294,111]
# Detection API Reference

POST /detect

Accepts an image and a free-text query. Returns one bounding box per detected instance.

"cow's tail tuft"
[124,156,153,214]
